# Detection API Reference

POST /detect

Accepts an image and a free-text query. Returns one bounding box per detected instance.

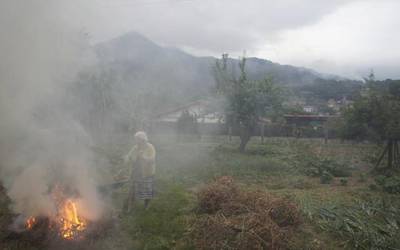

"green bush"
[375,175,400,194]
[340,178,348,186]
[320,158,352,177]
[369,183,379,191]
[320,171,333,184]
[300,155,352,178]
[359,172,367,183]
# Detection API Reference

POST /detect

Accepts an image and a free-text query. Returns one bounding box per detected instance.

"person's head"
[134,131,148,147]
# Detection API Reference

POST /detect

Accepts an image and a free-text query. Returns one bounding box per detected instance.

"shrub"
[369,183,378,191]
[340,178,348,186]
[319,158,352,177]
[375,175,400,194]
[300,155,352,178]
[320,171,334,184]
[359,173,367,183]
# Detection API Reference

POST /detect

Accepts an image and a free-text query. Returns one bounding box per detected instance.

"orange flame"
[25,186,88,240]
[26,216,36,229]
[59,199,86,239]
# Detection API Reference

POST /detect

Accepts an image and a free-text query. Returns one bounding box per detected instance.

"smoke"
[0,0,104,222]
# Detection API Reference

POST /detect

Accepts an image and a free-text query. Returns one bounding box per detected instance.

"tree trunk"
[324,128,329,144]
[260,123,265,144]
[395,140,399,167]
[388,139,393,168]
[239,126,251,153]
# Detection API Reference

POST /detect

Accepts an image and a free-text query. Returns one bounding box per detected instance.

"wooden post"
[260,123,265,144]
[324,127,329,144]
[375,143,389,169]
[394,140,398,167]
[388,139,393,168]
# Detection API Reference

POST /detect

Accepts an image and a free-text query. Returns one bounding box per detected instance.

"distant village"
[149,97,353,139]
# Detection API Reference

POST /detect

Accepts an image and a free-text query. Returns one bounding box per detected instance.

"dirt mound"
[192,176,301,250]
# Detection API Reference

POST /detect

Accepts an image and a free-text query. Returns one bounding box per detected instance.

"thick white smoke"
[0,0,104,222]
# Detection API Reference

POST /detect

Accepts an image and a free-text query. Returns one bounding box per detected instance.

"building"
[303,105,317,113]
[149,100,225,135]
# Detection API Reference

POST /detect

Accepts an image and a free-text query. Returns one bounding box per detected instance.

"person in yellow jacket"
[124,131,156,211]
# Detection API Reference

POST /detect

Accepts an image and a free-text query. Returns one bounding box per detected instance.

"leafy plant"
[340,178,348,186]
[320,171,333,184]
[359,173,367,183]
[375,175,400,194]
[317,198,400,250]
[299,154,352,178]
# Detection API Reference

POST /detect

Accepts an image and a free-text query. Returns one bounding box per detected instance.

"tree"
[214,54,283,152]
[342,79,400,170]
[177,110,199,137]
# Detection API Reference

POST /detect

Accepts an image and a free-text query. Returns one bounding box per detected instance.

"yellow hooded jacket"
[125,142,156,178]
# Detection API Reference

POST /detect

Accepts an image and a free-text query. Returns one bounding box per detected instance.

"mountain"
[94,32,215,103]
[94,31,337,99]
[71,31,359,139]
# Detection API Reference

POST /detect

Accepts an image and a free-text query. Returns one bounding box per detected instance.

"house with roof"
[149,100,225,134]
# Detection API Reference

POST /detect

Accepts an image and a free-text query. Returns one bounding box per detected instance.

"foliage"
[214,54,284,152]
[320,171,333,184]
[296,78,362,102]
[177,110,199,136]
[375,175,400,194]
[359,173,367,183]
[342,81,400,145]
[317,198,400,250]
[340,178,348,186]
[299,154,352,178]
[341,79,400,169]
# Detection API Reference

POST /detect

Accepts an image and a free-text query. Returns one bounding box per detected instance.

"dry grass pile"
[192,176,301,250]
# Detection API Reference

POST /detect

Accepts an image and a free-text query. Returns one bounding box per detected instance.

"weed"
[340,178,348,186]
[375,175,400,194]
[320,171,334,184]
[317,197,400,250]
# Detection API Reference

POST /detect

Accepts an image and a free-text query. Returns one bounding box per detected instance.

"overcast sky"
[4,0,400,79]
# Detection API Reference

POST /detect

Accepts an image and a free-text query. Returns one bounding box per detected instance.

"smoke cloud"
[0,0,104,222]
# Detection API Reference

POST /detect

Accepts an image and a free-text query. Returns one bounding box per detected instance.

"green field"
[2,136,400,249]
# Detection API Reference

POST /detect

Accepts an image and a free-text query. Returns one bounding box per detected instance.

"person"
[124,131,156,211]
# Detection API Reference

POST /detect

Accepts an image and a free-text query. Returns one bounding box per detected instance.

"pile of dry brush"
[191,176,301,250]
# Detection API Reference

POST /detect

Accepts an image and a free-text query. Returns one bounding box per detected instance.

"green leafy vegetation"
[317,198,400,250]
[375,175,400,194]
[341,79,400,170]
[214,54,284,152]
[296,78,362,102]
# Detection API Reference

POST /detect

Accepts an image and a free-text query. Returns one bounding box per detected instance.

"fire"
[59,199,87,239]
[26,216,36,229]
[25,186,88,240]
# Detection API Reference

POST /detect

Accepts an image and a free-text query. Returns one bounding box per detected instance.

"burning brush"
[22,184,88,240]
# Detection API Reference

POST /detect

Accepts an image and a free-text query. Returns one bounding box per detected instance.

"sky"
[4,0,400,79]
